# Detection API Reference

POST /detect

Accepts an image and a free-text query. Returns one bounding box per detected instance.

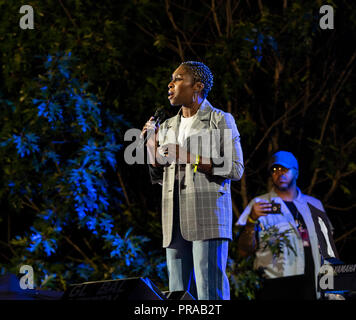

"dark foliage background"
[0,0,355,298]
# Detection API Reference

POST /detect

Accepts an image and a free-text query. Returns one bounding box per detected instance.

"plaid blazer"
[149,100,244,247]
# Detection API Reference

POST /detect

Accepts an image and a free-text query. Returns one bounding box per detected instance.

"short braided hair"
[180,61,213,99]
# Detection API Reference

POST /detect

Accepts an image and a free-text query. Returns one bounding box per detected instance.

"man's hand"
[250,200,272,220]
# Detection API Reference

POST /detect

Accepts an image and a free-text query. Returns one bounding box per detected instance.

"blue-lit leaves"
[266,35,278,53]
[44,150,60,165]
[81,137,121,169]
[27,227,57,257]
[58,62,70,80]
[81,139,104,170]
[155,261,168,282]
[44,54,53,69]
[28,228,42,252]
[0,139,10,147]
[67,136,121,224]
[12,133,40,157]
[32,52,124,246]
[245,29,279,63]
[44,51,72,79]
[4,52,163,289]
[39,209,63,234]
[43,239,57,256]
[8,181,15,188]
[35,99,64,123]
[76,263,94,281]
[85,216,98,233]
[41,209,53,221]
[103,140,121,169]
[40,271,57,288]
[69,166,106,221]
[99,213,114,233]
[72,89,102,133]
[7,181,16,195]
[35,53,102,133]
[111,273,126,280]
[103,228,150,267]
[247,30,264,63]
[103,233,123,257]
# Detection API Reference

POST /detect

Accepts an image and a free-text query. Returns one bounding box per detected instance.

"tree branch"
[308,50,356,194]
[335,225,356,243]
[64,235,98,272]
[211,0,223,37]
[58,0,80,42]
[225,0,232,38]
[245,94,304,166]
[325,203,356,212]
[240,173,248,209]
[319,49,356,143]
[165,0,199,59]
[117,169,131,206]
[230,60,253,95]
[323,169,340,203]
[0,239,16,256]
[232,198,240,219]
[23,195,41,213]
[257,0,264,15]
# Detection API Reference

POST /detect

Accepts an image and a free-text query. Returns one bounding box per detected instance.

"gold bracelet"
[193,154,200,173]
[247,216,258,224]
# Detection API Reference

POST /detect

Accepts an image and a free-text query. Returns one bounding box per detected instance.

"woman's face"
[167,66,202,106]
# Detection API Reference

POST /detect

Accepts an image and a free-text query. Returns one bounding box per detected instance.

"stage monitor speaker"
[61,277,166,300]
[164,290,196,300]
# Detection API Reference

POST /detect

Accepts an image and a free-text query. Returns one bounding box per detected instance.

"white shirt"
[177,114,197,147]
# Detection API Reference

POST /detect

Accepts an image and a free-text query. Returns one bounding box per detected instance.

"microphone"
[138,106,166,148]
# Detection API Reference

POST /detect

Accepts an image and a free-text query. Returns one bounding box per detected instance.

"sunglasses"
[270,166,290,175]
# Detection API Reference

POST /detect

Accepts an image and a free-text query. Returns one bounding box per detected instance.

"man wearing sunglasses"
[236,151,339,299]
